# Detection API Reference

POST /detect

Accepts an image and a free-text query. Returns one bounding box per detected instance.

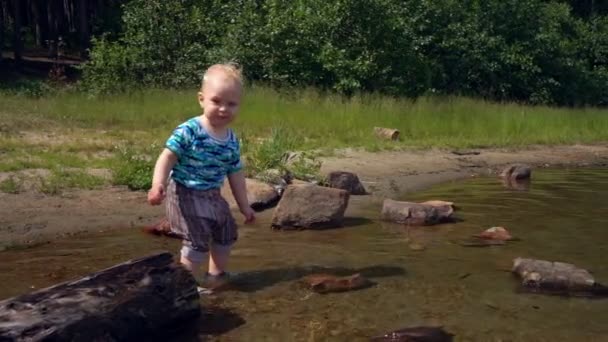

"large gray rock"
[381,199,454,226]
[271,184,349,229]
[327,171,367,195]
[221,178,280,211]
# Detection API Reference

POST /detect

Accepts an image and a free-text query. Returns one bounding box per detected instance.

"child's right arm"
[147,148,178,205]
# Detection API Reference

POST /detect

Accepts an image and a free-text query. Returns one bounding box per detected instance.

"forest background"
[1,0,607,105]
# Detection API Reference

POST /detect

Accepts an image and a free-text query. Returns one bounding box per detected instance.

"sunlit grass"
[1,86,607,192]
[3,86,606,150]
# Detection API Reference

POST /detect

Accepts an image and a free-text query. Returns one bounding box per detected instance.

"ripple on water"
[0,168,607,341]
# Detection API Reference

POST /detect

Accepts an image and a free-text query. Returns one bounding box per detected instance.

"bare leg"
[208,244,232,276]
[180,246,207,282]
[180,255,205,281]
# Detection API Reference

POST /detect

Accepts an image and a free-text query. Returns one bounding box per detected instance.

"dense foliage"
[76,0,607,105]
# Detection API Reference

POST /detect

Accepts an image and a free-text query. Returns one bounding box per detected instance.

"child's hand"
[147,183,165,205]
[241,207,256,224]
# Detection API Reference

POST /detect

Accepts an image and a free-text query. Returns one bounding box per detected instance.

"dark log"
[0,252,201,341]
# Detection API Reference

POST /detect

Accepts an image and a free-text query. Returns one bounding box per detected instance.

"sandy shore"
[1,144,607,249]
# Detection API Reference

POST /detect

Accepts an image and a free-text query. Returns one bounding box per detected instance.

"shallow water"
[1,168,607,341]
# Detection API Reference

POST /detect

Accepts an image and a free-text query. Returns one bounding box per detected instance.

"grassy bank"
[3,86,608,148]
[1,86,607,193]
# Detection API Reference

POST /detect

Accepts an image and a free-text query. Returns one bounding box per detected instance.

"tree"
[78,0,90,58]
[0,0,5,64]
[11,0,21,66]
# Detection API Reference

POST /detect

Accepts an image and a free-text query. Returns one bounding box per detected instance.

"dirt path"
[1,144,607,249]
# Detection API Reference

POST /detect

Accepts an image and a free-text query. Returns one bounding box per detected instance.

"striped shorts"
[166,179,238,256]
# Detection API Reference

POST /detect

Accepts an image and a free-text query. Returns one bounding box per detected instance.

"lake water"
[1,168,607,341]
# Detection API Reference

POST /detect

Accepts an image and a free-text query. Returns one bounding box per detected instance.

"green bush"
[82,0,608,106]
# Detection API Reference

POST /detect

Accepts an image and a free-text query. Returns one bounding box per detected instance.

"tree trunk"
[78,0,90,58]
[0,252,201,341]
[0,0,4,64]
[47,0,58,58]
[11,0,21,66]
[31,0,43,46]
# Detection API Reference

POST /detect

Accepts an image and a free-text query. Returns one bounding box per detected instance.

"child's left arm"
[228,171,255,224]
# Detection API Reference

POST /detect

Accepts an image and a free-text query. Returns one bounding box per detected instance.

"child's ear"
[197,91,204,106]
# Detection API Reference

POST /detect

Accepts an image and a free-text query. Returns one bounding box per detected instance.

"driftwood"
[0,252,201,341]
[512,257,608,297]
[373,127,400,141]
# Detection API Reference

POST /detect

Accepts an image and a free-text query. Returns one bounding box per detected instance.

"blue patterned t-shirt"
[165,117,242,190]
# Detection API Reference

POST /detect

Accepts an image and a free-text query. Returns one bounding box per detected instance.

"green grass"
[0,86,607,192]
[1,86,607,149]
[38,169,106,195]
[0,176,22,194]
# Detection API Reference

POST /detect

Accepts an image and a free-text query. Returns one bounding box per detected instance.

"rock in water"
[500,164,532,180]
[327,171,367,195]
[381,199,454,226]
[271,185,349,229]
[142,217,181,239]
[474,227,513,241]
[302,273,372,294]
[371,326,454,341]
[512,257,608,296]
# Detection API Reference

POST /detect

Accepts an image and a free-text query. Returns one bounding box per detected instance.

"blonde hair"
[201,63,243,90]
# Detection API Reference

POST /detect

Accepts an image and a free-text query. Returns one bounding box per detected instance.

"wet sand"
[1,144,607,249]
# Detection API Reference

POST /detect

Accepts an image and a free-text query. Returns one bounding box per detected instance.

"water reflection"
[1,168,607,341]
[223,265,406,293]
[501,177,531,191]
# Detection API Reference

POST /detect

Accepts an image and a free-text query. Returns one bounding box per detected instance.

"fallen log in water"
[512,257,608,297]
[0,252,201,341]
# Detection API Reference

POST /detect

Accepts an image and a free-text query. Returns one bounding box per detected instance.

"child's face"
[198,74,242,129]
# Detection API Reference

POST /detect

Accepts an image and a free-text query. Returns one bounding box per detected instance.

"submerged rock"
[474,227,513,241]
[371,326,454,341]
[302,273,372,294]
[512,258,608,296]
[381,199,454,226]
